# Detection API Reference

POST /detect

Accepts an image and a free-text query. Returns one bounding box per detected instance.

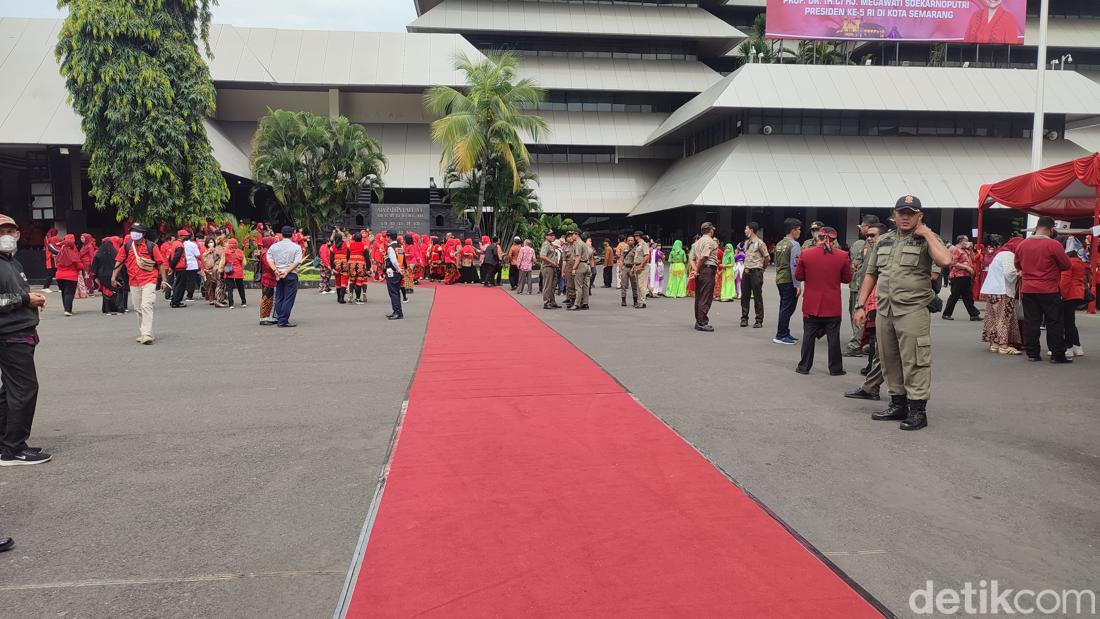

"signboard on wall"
[765,0,1026,45]
[370,204,431,235]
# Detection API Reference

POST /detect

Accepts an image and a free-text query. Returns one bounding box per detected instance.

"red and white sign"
[765,0,1026,45]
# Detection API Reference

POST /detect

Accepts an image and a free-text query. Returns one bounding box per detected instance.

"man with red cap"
[0,214,51,466]
[169,229,201,308]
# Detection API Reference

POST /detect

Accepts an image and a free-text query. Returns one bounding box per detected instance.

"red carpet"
[346,285,885,618]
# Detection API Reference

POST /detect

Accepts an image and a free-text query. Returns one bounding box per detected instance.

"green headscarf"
[722,243,735,266]
[669,240,686,263]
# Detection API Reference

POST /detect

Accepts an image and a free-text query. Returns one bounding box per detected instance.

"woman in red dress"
[965,0,1021,44]
[330,234,350,304]
[348,232,370,304]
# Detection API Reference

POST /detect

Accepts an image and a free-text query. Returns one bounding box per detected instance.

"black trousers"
[603,265,613,288]
[42,268,56,290]
[1021,293,1065,358]
[776,282,797,339]
[387,274,403,316]
[797,316,843,374]
[944,276,979,318]
[0,336,39,456]
[58,279,77,313]
[170,271,199,305]
[509,264,519,289]
[481,263,498,286]
[741,268,765,322]
[694,266,716,326]
[225,279,246,306]
[1063,299,1081,347]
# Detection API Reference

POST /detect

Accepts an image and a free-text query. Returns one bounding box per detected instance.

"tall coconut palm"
[425,52,549,233]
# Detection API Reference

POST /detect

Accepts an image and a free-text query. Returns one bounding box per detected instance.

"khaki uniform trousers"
[541,266,558,305]
[876,309,932,401]
[574,264,592,307]
[620,264,639,302]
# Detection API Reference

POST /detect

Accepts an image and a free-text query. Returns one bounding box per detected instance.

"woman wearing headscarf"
[223,238,246,308]
[92,236,122,314]
[979,236,1024,355]
[734,244,747,300]
[443,238,461,284]
[665,240,688,298]
[78,233,98,297]
[330,232,350,304]
[400,235,416,293]
[460,238,478,283]
[1059,246,1090,358]
[258,236,279,324]
[207,235,228,307]
[348,232,370,303]
[54,234,85,316]
[719,243,739,301]
[43,228,60,292]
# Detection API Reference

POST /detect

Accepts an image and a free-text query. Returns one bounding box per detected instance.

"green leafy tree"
[425,52,549,234]
[443,154,541,241]
[56,0,228,224]
[250,109,387,246]
[735,14,780,66]
[782,40,853,65]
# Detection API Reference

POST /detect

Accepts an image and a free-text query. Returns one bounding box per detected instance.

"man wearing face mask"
[112,223,169,345]
[0,214,51,466]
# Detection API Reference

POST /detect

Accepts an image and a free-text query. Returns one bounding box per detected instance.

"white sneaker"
[1073,345,1085,357]
[1065,349,1075,358]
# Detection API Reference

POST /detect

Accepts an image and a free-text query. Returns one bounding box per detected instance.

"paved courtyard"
[1,274,1098,617]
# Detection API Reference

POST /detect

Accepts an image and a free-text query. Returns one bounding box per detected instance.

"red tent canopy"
[976,152,1100,312]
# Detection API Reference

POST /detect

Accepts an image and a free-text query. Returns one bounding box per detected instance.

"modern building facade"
[2,0,1100,271]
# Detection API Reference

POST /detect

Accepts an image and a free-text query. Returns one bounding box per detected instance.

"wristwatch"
[854,304,865,310]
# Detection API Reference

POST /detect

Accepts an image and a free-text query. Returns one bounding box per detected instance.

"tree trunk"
[475,152,489,236]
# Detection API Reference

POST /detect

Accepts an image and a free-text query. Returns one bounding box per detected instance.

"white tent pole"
[1028,0,1050,235]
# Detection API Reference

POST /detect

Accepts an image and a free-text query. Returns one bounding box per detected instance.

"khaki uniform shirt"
[865,230,935,317]
[849,238,867,291]
[561,241,576,273]
[631,240,649,270]
[574,241,594,266]
[539,241,557,269]
[743,237,769,269]
[690,236,719,267]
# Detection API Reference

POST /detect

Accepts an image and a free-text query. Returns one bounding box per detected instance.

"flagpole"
[1028,0,1051,235]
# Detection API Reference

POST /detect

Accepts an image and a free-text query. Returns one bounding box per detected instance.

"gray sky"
[0,0,415,32]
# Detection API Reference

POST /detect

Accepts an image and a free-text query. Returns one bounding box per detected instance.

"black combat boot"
[900,400,928,431]
[336,288,346,304]
[871,395,908,421]
[632,296,641,309]
[621,296,627,307]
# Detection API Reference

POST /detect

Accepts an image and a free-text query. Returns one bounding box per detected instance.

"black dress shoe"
[753,322,763,329]
[578,305,589,310]
[859,366,870,376]
[740,318,749,327]
[795,367,810,375]
[844,388,880,401]
[830,370,847,377]
[942,315,954,320]
[872,395,909,421]
[969,315,983,321]
[694,324,714,332]
[387,314,404,320]
[277,323,297,328]
[1026,356,1042,362]
[1050,356,1073,364]
[621,299,627,307]
[544,303,558,310]
[0,537,13,552]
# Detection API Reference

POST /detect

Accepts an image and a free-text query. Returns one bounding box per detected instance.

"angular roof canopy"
[630,136,1091,216]
[0,18,251,178]
[516,56,722,94]
[206,24,481,89]
[408,0,745,56]
[649,64,1100,144]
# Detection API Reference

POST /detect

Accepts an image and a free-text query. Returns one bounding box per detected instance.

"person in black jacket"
[0,214,50,466]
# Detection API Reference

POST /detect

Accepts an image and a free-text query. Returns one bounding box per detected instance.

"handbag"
[224,264,235,276]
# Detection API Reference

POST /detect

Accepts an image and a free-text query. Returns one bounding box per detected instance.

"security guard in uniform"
[570,232,594,310]
[540,230,561,310]
[620,235,637,307]
[561,231,578,307]
[854,196,952,431]
[630,231,649,309]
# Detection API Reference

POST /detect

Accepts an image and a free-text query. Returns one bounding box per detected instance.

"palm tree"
[250,109,387,245]
[782,40,852,65]
[425,52,549,234]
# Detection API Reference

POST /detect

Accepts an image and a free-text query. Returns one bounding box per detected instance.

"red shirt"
[116,239,165,286]
[1014,236,1071,295]
[949,246,974,280]
[54,247,85,282]
[319,243,331,268]
[965,6,1021,45]
[1059,258,1089,301]
[224,248,245,280]
[794,246,852,318]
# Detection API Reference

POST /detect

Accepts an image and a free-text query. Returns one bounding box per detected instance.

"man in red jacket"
[795,227,852,376]
[1015,216,1073,363]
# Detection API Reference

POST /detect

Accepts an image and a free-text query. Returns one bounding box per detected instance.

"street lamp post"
[1028,0,1051,235]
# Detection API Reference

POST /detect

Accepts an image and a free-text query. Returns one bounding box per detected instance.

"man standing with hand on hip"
[0,214,51,466]
[854,196,952,431]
